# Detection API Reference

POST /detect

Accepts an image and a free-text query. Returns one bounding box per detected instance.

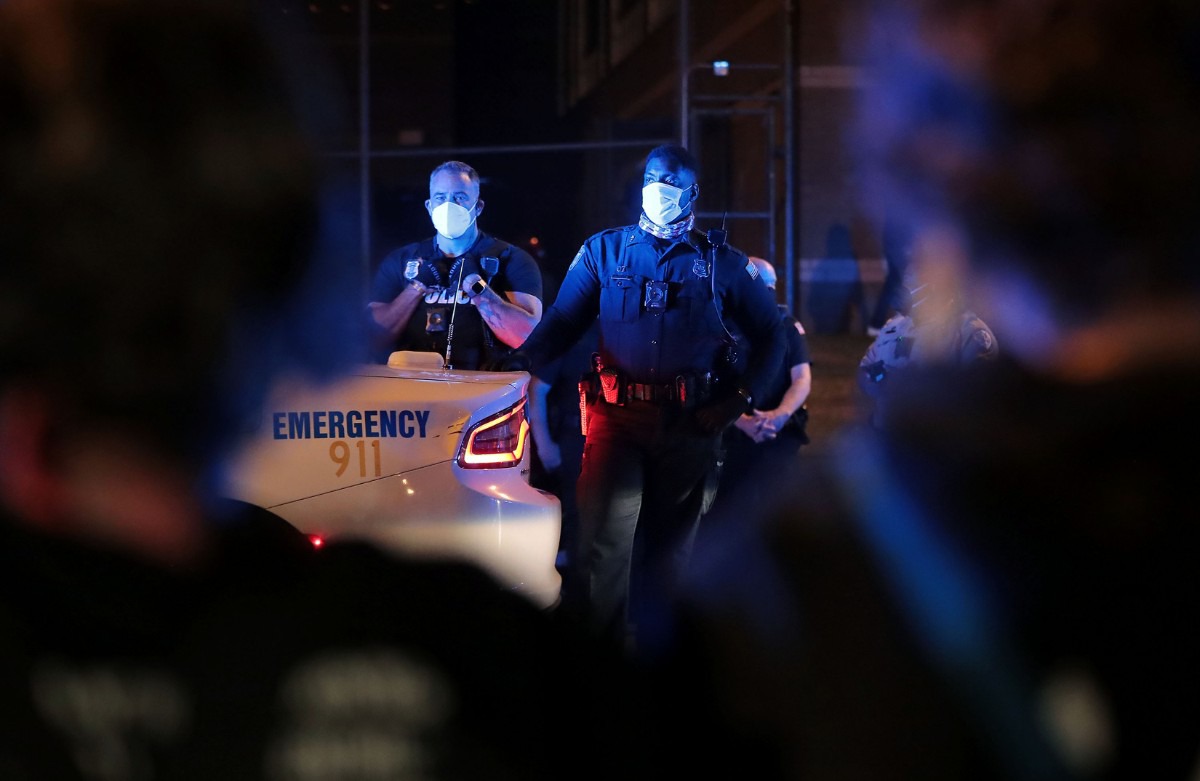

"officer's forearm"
[368,286,424,341]
[474,291,542,348]
[773,363,812,417]
[521,307,590,372]
[527,377,557,453]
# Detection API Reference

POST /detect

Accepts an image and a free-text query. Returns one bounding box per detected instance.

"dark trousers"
[705,426,806,530]
[569,398,721,648]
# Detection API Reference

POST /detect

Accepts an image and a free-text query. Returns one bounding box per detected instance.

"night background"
[280,0,882,332]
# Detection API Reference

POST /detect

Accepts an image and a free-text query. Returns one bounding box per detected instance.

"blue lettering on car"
[328,410,345,438]
[287,411,310,439]
[271,410,432,440]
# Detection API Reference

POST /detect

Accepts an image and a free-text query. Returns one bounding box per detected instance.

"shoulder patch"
[745,260,759,279]
[974,327,996,354]
[568,246,585,271]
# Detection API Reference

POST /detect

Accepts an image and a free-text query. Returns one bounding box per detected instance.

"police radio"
[706,212,728,251]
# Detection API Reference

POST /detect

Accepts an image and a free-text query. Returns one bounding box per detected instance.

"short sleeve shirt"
[369,232,542,368]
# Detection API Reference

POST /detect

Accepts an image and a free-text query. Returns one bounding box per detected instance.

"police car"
[223,351,562,608]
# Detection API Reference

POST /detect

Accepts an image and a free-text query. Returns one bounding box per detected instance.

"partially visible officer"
[858,227,998,428]
[734,257,812,447]
[367,160,543,368]
[704,256,812,529]
[510,144,788,650]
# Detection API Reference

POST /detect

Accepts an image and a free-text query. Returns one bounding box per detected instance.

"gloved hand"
[497,351,531,372]
[695,390,752,435]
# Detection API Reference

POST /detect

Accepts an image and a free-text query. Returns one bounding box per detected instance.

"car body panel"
[223,356,562,608]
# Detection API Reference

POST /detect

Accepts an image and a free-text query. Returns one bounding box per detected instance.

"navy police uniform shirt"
[763,312,812,412]
[523,224,785,403]
[369,232,542,368]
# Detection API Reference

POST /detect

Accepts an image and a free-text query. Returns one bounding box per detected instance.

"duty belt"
[624,381,682,403]
[594,371,716,407]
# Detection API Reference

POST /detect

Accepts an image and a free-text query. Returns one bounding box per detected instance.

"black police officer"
[514,144,787,650]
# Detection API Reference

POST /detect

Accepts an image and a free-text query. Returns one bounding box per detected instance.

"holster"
[598,368,625,405]
[578,372,600,436]
[675,371,714,409]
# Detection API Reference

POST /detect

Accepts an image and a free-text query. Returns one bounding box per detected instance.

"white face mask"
[430,201,476,240]
[641,181,689,227]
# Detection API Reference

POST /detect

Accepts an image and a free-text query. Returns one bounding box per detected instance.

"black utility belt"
[582,368,717,408]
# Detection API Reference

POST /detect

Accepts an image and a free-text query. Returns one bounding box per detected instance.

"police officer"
[704,257,812,530]
[513,144,787,649]
[858,229,998,428]
[367,160,543,369]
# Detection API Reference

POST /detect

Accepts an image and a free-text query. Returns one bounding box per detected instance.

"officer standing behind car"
[367,160,543,369]
[512,144,787,650]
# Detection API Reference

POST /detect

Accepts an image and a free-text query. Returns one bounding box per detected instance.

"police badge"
[692,257,710,278]
[404,259,421,281]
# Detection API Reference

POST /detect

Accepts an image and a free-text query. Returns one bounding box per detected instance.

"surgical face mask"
[430,201,476,239]
[642,181,690,227]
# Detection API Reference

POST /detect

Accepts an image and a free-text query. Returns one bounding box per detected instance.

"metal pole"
[768,109,777,270]
[782,0,797,316]
[328,137,675,159]
[678,0,690,148]
[358,0,372,296]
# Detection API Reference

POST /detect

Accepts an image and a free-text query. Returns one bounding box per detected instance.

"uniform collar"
[638,211,694,240]
[632,223,699,251]
[428,230,490,259]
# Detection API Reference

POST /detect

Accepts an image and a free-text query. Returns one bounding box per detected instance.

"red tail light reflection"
[457,399,529,469]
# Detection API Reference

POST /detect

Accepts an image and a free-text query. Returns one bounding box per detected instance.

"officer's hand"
[733,413,761,440]
[696,392,751,435]
[497,351,531,372]
[758,408,792,438]
[462,273,492,301]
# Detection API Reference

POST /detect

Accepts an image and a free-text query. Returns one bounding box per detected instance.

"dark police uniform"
[705,309,811,532]
[368,232,542,368]
[520,223,786,646]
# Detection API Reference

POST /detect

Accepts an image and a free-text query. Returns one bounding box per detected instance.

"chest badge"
[404,259,421,281]
[692,257,710,279]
